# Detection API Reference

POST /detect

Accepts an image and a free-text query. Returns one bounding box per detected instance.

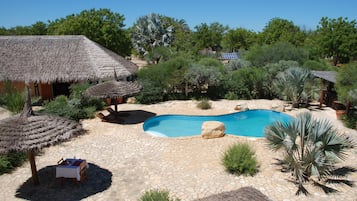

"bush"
[224,91,238,100]
[41,83,104,120]
[0,151,27,174]
[0,81,25,113]
[341,113,357,129]
[222,143,258,176]
[197,99,212,110]
[139,189,180,201]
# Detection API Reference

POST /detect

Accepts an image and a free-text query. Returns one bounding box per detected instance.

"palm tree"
[273,67,314,108]
[265,112,354,195]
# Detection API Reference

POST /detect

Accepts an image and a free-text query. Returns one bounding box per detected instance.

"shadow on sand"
[16,163,112,201]
[100,110,156,124]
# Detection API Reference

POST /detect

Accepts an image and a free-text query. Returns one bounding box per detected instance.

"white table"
[55,159,88,181]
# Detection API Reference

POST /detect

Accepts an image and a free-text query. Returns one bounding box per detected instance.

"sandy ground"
[0,99,356,201]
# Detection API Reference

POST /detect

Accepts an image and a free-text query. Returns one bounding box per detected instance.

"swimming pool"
[143,110,292,138]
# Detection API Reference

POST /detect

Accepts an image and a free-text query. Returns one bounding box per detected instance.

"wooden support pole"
[29,149,40,185]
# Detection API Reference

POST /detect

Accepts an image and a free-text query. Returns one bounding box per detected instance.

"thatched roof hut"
[0,35,137,83]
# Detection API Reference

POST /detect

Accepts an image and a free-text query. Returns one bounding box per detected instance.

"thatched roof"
[194,187,271,201]
[0,113,83,153]
[85,80,142,99]
[312,70,337,83]
[0,35,138,83]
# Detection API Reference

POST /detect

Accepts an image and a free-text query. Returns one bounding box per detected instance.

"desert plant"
[222,143,258,176]
[273,67,313,107]
[265,112,354,195]
[197,99,211,110]
[139,189,180,201]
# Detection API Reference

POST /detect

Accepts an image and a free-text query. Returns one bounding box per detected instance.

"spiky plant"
[273,67,313,108]
[265,112,354,195]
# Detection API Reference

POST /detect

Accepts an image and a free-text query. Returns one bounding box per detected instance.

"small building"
[312,70,338,108]
[0,35,138,100]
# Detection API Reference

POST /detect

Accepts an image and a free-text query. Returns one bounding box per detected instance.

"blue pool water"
[143,110,292,138]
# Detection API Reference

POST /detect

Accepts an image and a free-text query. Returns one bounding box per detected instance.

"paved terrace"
[0,100,356,201]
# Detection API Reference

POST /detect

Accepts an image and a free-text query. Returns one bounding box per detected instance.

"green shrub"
[0,81,25,113]
[0,151,28,174]
[197,99,211,110]
[224,91,238,100]
[41,83,104,121]
[341,113,357,129]
[139,189,180,201]
[222,143,258,176]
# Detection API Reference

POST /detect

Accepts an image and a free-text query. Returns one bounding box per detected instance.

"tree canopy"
[48,8,131,56]
[316,17,357,65]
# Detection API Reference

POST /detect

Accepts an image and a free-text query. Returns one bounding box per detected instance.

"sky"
[0,0,356,32]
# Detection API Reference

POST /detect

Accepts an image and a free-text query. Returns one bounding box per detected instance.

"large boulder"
[201,121,225,139]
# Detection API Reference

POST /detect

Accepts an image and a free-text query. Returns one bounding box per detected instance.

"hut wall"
[39,83,53,100]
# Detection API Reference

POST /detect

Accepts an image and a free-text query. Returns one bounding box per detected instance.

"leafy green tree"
[184,62,222,95]
[131,13,174,57]
[259,18,306,46]
[265,112,354,195]
[336,63,357,106]
[0,21,48,35]
[48,8,131,56]
[273,67,313,107]
[316,17,357,65]
[193,22,228,51]
[245,42,308,67]
[136,56,192,102]
[222,28,257,51]
[222,67,267,99]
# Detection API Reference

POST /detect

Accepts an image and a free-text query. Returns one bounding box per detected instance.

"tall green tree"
[222,28,257,51]
[259,18,306,46]
[265,112,354,195]
[193,22,228,51]
[48,8,131,56]
[316,17,357,66]
[336,63,357,106]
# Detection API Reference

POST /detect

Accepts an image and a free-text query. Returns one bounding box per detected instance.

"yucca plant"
[265,112,354,195]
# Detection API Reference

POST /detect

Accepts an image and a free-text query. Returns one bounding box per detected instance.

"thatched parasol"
[85,80,142,112]
[194,186,271,201]
[0,86,84,185]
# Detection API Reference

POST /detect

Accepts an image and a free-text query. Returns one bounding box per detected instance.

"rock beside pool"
[201,121,225,139]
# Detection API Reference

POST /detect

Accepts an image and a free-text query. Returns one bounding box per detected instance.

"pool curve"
[143,110,292,138]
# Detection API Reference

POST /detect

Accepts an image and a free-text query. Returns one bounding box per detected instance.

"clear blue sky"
[0,0,356,32]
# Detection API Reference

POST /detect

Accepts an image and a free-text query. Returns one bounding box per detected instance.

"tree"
[273,67,314,107]
[336,63,357,107]
[259,18,306,46]
[131,13,174,57]
[265,112,354,195]
[193,22,228,51]
[222,28,257,51]
[48,8,131,56]
[316,17,357,66]
[245,42,308,67]
[184,62,222,95]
